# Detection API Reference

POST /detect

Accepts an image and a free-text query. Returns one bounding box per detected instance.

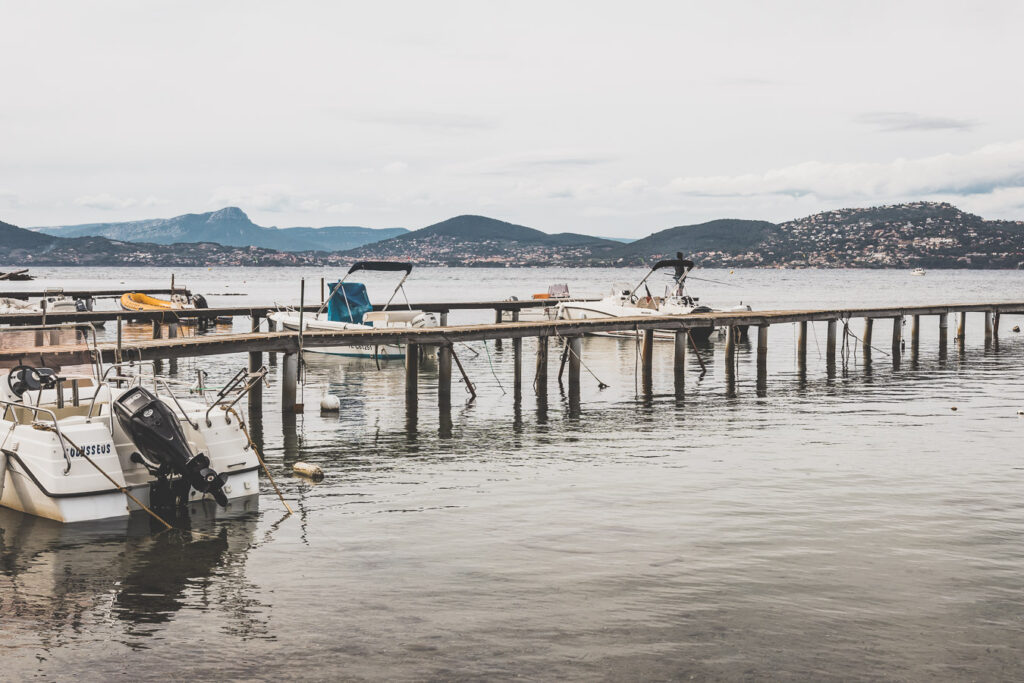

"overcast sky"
[2,1,1023,237]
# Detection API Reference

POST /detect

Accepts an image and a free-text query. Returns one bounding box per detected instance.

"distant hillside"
[613,219,778,262]
[36,207,407,252]
[345,215,622,265]
[2,220,58,250]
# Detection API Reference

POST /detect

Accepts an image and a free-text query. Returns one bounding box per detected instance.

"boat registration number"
[64,443,112,458]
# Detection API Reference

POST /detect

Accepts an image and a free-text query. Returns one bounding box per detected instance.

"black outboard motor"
[191,294,209,309]
[113,386,228,506]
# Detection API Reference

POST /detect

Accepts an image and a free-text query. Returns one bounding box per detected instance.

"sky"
[2,0,1023,238]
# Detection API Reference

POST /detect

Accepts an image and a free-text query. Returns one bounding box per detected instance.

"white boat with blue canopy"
[268,261,438,360]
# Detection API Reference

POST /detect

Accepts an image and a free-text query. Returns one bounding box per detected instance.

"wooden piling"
[116,315,123,363]
[984,311,993,344]
[724,326,736,396]
[674,330,687,396]
[862,318,873,351]
[282,352,298,412]
[641,329,655,394]
[535,336,549,396]
[567,336,582,397]
[826,319,836,374]
[797,321,807,369]
[405,341,419,403]
[512,311,522,400]
[438,343,452,408]
[892,315,903,355]
[756,325,768,390]
[957,311,966,341]
[151,320,162,339]
[494,310,503,348]
[911,314,920,350]
[938,312,948,359]
[249,315,263,409]
[993,311,1000,340]
[168,323,178,339]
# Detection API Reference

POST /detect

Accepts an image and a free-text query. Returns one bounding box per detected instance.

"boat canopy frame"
[317,261,416,321]
[628,254,695,302]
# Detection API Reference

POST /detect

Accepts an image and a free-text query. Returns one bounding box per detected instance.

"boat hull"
[557,302,715,344]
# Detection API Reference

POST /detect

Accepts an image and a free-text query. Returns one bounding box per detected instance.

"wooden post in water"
[891,315,903,356]
[567,336,582,398]
[494,310,503,348]
[674,329,687,396]
[281,352,298,412]
[993,311,1000,341]
[984,311,993,345]
[641,328,655,395]
[152,320,162,339]
[536,336,549,396]
[249,315,263,410]
[862,318,873,352]
[724,326,736,396]
[797,321,807,371]
[438,343,452,408]
[267,316,278,366]
[115,315,123,364]
[910,315,920,353]
[938,312,948,359]
[512,311,522,401]
[826,319,837,375]
[168,322,178,339]
[439,312,448,327]
[957,311,967,341]
[756,325,768,391]
[405,341,420,403]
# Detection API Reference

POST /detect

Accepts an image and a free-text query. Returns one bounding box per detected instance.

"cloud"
[73,194,166,210]
[0,188,21,208]
[668,140,1024,200]
[334,109,497,131]
[466,151,617,176]
[856,111,977,133]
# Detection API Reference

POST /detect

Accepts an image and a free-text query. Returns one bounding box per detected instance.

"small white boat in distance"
[557,256,719,343]
[911,267,926,276]
[268,261,437,360]
[502,284,573,323]
[1,324,264,523]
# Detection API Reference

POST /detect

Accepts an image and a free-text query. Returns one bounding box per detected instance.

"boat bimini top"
[629,252,696,302]
[320,261,416,324]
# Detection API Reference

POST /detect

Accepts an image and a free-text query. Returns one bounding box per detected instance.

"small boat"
[268,261,437,359]
[911,268,926,276]
[0,289,104,327]
[557,256,720,343]
[120,291,205,312]
[501,284,573,323]
[0,325,265,523]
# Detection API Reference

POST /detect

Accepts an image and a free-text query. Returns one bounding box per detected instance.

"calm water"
[3,267,1024,681]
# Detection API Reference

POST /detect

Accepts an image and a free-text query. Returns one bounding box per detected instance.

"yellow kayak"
[120,292,195,312]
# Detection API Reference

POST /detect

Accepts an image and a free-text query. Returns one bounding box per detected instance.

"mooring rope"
[226,406,293,515]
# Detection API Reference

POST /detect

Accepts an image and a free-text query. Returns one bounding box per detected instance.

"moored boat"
[1,324,265,523]
[268,261,438,360]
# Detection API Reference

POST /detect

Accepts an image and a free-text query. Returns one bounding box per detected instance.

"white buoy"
[293,462,324,480]
[320,394,340,412]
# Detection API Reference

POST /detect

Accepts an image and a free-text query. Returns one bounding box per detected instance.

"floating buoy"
[293,462,324,480]
[951,406,958,411]
[320,394,340,412]
[1013,325,1021,333]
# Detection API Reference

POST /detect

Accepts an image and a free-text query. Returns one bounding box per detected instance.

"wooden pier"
[3,300,1023,415]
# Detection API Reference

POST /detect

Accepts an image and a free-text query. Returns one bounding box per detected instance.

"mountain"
[612,219,778,262]
[344,214,622,265]
[36,207,407,252]
[2,220,58,250]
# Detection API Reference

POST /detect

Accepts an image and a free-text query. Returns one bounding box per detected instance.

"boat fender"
[320,395,341,412]
[1013,325,1021,333]
[293,462,324,480]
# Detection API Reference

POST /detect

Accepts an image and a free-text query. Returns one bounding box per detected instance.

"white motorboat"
[0,289,104,327]
[911,267,926,276]
[269,261,437,360]
[1,324,265,523]
[501,284,572,323]
[557,256,720,343]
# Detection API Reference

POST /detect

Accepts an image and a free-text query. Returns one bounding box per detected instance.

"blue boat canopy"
[327,282,373,324]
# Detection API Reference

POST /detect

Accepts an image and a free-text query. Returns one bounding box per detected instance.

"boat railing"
[205,366,268,427]
[0,322,103,380]
[0,399,75,474]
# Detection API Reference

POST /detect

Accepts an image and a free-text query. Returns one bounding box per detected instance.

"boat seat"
[364,310,423,325]
[2,403,102,425]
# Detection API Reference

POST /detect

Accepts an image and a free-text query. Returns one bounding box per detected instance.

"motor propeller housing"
[113,386,228,507]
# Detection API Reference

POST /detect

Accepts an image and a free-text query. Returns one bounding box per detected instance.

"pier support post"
[152,320,162,339]
[438,343,452,409]
[797,321,807,372]
[567,336,582,400]
[168,323,178,339]
[641,328,655,395]
[993,311,1000,342]
[674,330,687,397]
[892,315,903,356]
[535,336,549,397]
[984,311,993,345]
[938,313,948,359]
[862,318,873,352]
[248,316,263,409]
[494,310,503,348]
[512,312,522,401]
[724,326,737,396]
[826,319,837,376]
[957,311,967,341]
[756,325,768,393]
[406,341,420,404]
[440,312,448,327]
[281,352,298,413]
[911,315,920,355]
